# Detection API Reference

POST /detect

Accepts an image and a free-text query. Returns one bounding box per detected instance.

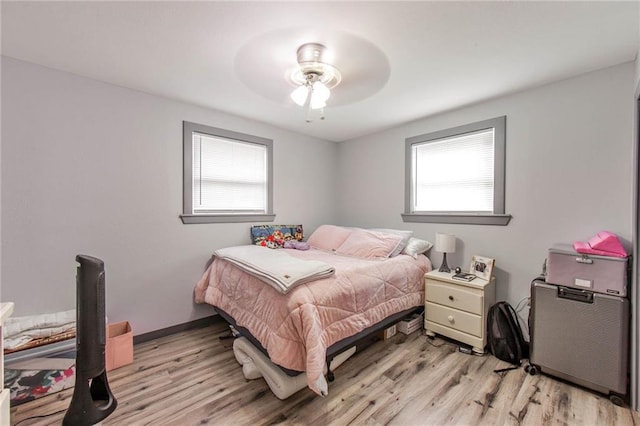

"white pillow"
[401,237,434,259]
[370,228,413,257]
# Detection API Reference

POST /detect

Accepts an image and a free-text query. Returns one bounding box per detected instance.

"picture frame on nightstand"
[470,255,495,280]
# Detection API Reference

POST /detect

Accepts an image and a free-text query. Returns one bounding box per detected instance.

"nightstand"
[424,270,496,354]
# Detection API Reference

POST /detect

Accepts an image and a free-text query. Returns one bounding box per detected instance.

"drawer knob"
[447,315,455,323]
[448,295,454,301]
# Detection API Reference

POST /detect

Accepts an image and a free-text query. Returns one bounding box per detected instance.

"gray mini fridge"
[527,279,629,405]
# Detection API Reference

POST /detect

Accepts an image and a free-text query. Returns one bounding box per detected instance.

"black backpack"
[487,301,529,372]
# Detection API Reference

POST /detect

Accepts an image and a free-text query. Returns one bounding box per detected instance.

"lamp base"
[438,253,451,273]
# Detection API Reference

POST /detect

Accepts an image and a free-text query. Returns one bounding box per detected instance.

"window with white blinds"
[181,121,274,224]
[403,116,511,225]
[413,129,494,212]
[192,133,267,213]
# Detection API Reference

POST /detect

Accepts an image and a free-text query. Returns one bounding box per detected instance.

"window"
[402,116,511,225]
[181,121,275,224]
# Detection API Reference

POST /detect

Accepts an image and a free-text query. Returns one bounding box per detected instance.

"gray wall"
[636,46,640,90]
[1,51,638,409]
[336,62,635,308]
[1,57,338,334]
[632,47,640,411]
[1,56,635,344]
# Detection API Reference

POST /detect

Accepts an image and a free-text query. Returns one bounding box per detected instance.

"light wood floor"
[11,318,640,425]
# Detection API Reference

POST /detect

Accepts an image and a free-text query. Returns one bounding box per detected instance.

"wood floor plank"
[107,354,242,425]
[10,321,640,425]
[369,343,474,424]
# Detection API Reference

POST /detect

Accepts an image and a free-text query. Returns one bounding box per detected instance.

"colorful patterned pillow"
[250,225,303,248]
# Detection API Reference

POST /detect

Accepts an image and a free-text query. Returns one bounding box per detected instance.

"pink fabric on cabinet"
[573,231,627,258]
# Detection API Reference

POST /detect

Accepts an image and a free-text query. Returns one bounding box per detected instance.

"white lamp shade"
[435,233,456,253]
[291,85,310,106]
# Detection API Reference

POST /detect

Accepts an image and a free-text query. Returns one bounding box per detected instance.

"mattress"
[233,336,356,400]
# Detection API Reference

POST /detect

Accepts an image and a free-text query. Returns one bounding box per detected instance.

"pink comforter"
[194,248,431,395]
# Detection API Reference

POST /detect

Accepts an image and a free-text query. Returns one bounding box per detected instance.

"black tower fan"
[63,255,117,425]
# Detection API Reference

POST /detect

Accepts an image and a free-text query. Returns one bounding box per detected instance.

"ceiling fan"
[289,43,341,122]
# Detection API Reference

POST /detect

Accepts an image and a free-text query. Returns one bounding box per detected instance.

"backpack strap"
[494,365,519,374]
[497,303,519,363]
[505,302,529,361]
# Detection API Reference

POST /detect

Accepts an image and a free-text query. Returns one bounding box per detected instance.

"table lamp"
[435,233,456,273]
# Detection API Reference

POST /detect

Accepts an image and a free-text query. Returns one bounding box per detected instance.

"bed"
[194,224,432,397]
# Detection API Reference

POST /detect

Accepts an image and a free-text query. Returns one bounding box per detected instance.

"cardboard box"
[378,324,397,340]
[397,313,424,335]
[106,321,133,371]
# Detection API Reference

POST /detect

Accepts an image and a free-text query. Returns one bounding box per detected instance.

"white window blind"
[413,128,494,212]
[192,133,267,214]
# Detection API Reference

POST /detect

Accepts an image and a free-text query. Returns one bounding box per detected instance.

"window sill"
[401,213,512,226]
[180,213,276,224]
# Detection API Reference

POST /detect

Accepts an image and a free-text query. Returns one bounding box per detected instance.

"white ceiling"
[2,1,639,142]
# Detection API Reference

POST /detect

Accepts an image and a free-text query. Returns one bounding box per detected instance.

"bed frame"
[215,305,423,381]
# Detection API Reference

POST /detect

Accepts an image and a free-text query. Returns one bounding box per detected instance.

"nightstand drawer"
[425,280,483,315]
[426,302,482,337]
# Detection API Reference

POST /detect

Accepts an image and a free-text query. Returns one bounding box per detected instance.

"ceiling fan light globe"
[291,85,310,106]
[310,93,327,110]
[312,81,330,102]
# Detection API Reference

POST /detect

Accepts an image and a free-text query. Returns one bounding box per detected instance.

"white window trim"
[402,116,511,226]
[180,121,275,224]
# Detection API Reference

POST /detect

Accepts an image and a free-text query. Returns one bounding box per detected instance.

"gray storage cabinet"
[528,279,629,404]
